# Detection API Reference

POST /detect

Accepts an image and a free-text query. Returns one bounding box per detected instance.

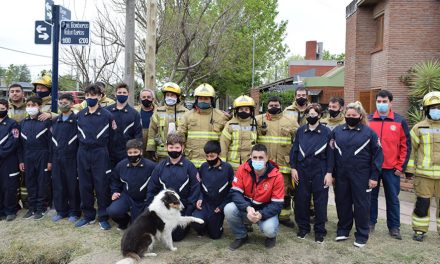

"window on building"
[375,14,384,51]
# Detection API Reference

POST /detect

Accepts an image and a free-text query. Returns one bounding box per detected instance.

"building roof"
[288,60,338,66]
[303,66,344,87]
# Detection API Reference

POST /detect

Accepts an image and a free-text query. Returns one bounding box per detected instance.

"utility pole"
[125,0,136,105]
[145,0,157,90]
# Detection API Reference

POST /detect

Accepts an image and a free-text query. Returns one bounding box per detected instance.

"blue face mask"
[197,102,211,110]
[86,98,99,107]
[116,95,128,104]
[376,103,389,113]
[429,109,440,120]
[36,91,51,98]
[252,160,266,171]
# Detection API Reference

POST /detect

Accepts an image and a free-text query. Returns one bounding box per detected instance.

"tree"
[3,64,31,85]
[322,50,345,61]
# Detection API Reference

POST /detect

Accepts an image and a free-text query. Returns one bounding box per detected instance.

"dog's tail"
[115,252,140,264]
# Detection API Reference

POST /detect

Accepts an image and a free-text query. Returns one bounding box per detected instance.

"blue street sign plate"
[60,21,90,45]
[45,0,54,23]
[35,20,52,45]
[60,6,71,21]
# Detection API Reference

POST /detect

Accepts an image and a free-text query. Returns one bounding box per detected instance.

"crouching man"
[224,144,284,250]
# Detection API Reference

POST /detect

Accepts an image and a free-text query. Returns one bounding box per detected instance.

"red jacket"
[368,110,411,171]
[230,160,284,220]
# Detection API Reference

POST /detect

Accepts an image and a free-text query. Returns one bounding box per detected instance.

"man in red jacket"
[368,90,411,240]
[224,144,284,250]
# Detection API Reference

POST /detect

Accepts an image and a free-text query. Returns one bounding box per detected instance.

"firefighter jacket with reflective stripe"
[198,160,234,210]
[51,113,78,158]
[255,112,298,174]
[406,118,440,179]
[178,108,229,168]
[368,110,411,171]
[284,101,309,126]
[230,160,284,220]
[220,116,257,169]
[146,104,188,157]
[19,115,52,163]
[111,157,156,201]
[8,99,27,123]
[0,116,19,160]
[332,124,383,181]
[290,123,334,174]
[145,157,200,216]
[321,112,345,131]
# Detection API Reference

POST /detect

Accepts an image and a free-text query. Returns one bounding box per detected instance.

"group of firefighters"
[0,75,439,249]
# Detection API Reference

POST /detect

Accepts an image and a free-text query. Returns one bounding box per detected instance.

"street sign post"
[45,0,54,23]
[35,21,52,44]
[60,21,90,45]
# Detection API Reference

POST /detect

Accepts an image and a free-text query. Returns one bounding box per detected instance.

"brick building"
[345,0,440,115]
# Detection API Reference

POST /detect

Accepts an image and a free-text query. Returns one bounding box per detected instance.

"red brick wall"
[289,65,336,77]
[305,41,318,60]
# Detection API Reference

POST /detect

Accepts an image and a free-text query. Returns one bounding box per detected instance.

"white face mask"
[165,97,177,106]
[26,107,39,116]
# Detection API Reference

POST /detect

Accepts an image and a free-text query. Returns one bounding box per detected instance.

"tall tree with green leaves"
[3,64,31,85]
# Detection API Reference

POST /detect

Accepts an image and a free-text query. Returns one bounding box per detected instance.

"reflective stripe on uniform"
[78,126,86,139]
[421,134,431,168]
[36,128,48,139]
[190,159,206,168]
[187,131,220,140]
[414,167,440,178]
[279,165,291,174]
[219,181,229,193]
[412,215,430,227]
[354,139,370,155]
[315,143,327,156]
[410,129,420,144]
[0,134,9,145]
[51,137,58,147]
[123,122,134,134]
[257,135,291,144]
[222,129,232,140]
[407,159,414,168]
[96,124,109,139]
[68,135,78,145]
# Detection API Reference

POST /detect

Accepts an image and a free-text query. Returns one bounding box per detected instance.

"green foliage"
[1,64,31,85]
[259,90,295,111]
[58,75,77,91]
[322,50,345,61]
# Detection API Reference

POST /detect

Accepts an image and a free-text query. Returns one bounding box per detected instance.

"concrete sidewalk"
[328,186,438,231]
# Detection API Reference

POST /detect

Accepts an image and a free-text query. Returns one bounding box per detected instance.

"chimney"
[305,41,318,60]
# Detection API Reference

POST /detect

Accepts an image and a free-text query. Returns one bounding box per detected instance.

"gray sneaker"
[6,214,16,221]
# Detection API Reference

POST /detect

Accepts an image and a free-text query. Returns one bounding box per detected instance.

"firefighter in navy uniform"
[192,140,234,239]
[0,99,20,221]
[19,96,52,220]
[106,83,143,166]
[50,94,81,222]
[75,84,115,230]
[406,91,440,242]
[107,139,156,230]
[332,102,383,248]
[290,103,334,243]
[145,132,200,241]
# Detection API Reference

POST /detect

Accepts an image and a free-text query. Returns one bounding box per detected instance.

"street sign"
[45,0,54,23]
[35,20,52,44]
[60,21,90,45]
[60,6,71,21]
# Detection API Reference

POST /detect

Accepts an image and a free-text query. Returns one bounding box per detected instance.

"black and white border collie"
[116,189,204,264]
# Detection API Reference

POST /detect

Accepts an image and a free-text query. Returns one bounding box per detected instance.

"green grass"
[1,206,439,264]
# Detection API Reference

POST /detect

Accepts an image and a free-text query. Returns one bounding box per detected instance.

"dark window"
[375,15,384,51]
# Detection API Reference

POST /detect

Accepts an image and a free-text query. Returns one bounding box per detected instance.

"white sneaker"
[335,236,348,241]
[353,241,366,248]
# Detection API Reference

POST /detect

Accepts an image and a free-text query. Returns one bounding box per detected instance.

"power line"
[0,46,52,58]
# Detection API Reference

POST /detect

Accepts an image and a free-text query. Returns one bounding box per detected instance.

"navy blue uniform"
[106,104,142,166]
[332,124,383,243]
[19,115,52,214]
[77,107,114,222]
[107,157,156,227]
[290,123,334,236]
[51,113,80,218]
[192,160,234,239]
[146,157,200,241]
[0,116,20,217]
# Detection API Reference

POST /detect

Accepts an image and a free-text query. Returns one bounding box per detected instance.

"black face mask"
[141,99,153,108]
[237,111,251,119]
[0,110,8,118]
[128,154,142,164]
[329,109,340,118]
[306,116,319,125]
[207,157,219,167]
[296,97,307,106]
[268,107,281,115]
[345,117,362,127]
[168,150,182,159]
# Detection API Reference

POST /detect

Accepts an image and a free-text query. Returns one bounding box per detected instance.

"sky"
[0,0,353,80]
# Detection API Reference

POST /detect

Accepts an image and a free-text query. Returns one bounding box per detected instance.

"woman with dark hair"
[290,103,334,243]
